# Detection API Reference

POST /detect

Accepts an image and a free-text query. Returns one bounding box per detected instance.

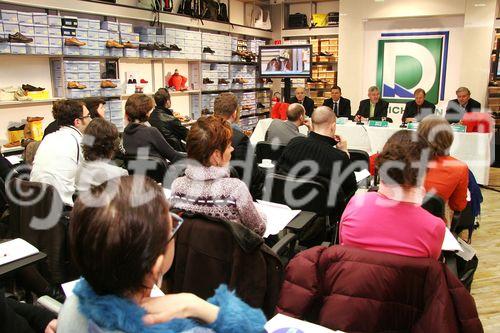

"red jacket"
[276,245,482,333]
[271,102,289,120]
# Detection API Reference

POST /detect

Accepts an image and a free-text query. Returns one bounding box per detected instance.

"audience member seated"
[289,87,315,117]
[277,106,357,200]
[42,100,62,139]
[322,85,351,119]
[265,103,311,145]
[355,86,389,121]
[418,115,468,214]
[149,88,189,152]
[83,97,105,119]
[31,99,91,207]
[170,116,266,236]
[76,118,128,192]
[122,93,184,163]
[57,176,265,332]
[340,130,446,259]
[446,86,481,123]
[402,88,436,123]
[213,92,264,197]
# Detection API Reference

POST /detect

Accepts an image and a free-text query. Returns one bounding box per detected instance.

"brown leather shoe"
[123,41,138,49]
[67,81,86,89]
[9,32,33,43]
[101,80,117,88]
[106,40,124,48]
[64,37,86,47]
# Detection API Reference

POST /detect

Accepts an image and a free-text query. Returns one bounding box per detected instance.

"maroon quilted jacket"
[276,245,483,333]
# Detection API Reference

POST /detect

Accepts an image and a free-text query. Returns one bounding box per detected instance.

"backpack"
[178,0,193,16]
[202,0,219,20]
[217,1,229,22]
[288,13,308,28]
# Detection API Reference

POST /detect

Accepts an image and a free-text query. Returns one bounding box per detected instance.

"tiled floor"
[470,168,500,332]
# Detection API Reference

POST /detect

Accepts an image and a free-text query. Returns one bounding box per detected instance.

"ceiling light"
[474,3,486,6]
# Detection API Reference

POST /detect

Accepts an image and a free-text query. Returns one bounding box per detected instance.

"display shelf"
[120,90,200,98]
[312,61,337,65]
[201,87,270,94]
[240,111,270,119]
[281,27,339,38]
[0,98,62,107]
[201,60,259,66]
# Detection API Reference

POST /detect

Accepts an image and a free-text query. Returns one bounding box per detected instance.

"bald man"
[277,106,358,202]
[290,87,315,117]
[265,103,311,145]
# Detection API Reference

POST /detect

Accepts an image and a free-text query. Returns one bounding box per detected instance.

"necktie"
[333,101,338,115]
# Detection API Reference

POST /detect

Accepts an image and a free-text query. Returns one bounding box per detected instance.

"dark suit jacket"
[356,99,389,119]
[323,97,351,118]
[445,98,482,123]
[402,100,436,122]
[290,96,315,117]
[149,106,188,152]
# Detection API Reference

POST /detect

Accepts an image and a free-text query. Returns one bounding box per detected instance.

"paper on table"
[5,154,22,165]
[256,200,301,238]
[442,228,463,252]
[62,279,165,298]
[354,169,371,183]
[0,238,39,266]
[265,314,343,333]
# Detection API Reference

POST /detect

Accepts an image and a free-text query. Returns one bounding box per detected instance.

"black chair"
[348,149,371,188]
[421,193,446,219]
[451,203,477,243]
[7,178,73,284]
[255,141,288,164]
[123,154,169,184]
[263,173,346,245]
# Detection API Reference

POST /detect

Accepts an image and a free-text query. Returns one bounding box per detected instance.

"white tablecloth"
[250,119,492,185]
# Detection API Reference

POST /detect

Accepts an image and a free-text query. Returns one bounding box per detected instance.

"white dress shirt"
[30,126,83,206]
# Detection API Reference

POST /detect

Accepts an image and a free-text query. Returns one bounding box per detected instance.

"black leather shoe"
[9,32,33,43]
[169,44,182,51]
[22,84,45,91]
[203,78,214,84]
[202,47,215,54]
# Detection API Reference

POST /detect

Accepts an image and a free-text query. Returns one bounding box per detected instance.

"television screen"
[259,44,312,78]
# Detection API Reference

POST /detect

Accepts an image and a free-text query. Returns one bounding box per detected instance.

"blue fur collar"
[74,279,266,333]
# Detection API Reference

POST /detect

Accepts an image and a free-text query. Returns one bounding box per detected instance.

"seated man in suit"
[290,87,315,117]
[402,88,436,123]
[265,103,311,145]
[277,106,358,200]
[323,85,351,119]
[355,86,389,121]
[214,92,264,198]
[445,86,482,123]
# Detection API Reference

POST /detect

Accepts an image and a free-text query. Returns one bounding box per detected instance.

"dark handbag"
[217,1,229,22]
[288,13,308,28]
[327,12,339,26]
[201,0,219,20]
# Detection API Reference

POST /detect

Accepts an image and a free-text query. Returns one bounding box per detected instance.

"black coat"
[356,99,389,119]
[290,96,315,117]
[149,106,188,152]
[323,97,352,118]
[402,100,436,122]
[445,98,482,123]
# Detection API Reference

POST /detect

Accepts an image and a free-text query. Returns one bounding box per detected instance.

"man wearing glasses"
[30,99,92,209]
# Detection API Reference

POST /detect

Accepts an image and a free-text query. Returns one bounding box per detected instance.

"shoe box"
[237,92,256,116]
[201,94,218,114]
[190,94,201,120]
[230,64,256,89]
[202,63,229,91]
[239,115,259,131]
[202,32,231,61]
[105,99,124,130]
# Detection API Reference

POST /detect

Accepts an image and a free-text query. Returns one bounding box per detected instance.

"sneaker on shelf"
[232,78,242,84]
[22,84,45,92]
[67,81,86,89]
[101,80,117,88]
[140,79,148,84]
[123,41,138,49]
[139,43,155,51]
[9,32,33,43]
[203,78,214,84]
[202,47,215,54]
[169,44,182,51]
[106,40,124,48]
[14,87,32,101]
[64,37,86,47]
[218,78,230,84]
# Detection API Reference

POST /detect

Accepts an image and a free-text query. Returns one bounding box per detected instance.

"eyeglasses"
[79,114,91,120]
[167,212,183,242]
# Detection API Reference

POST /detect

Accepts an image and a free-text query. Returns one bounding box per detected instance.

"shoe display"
[123,41,138,49]
[64,37,86,47]
[22,84,45,92]
[203,78,214,84]
[169,44,182,51]
[218,78,229,84]
[67,81,86,89]
[232,78,248,84]
[106,40,124,48]
[14,87,32,101]
[139,43,155,51]
[9,32,33,43]
[101,80,117,88]
[140,79,148,84]
[153,42,170,51]
[202,47,215,54]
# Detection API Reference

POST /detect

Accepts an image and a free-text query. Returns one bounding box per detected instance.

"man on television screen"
[290,87,315,117]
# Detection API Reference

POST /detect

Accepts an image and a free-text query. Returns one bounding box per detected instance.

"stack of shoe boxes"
[201,63,229,91]
[201,94,218,115]
[230,64,256,89]
[201,32,231,61]
[188,62,200,91]
[191,94,201,119]
[248,39,265,55]
[105,99,124,131]
[48,15,62,55]
[1,10,22,54]
[237,91,256,117]
[101,21,122,57]
[62,16,80,56]
[230,37,243,62]
[256,90,271,114]
[165,28,201,60]
[135,26,156,58]
[75,18,101,57]
[0,20,9,54]
[97,29,109,56]
[120,23,139,58]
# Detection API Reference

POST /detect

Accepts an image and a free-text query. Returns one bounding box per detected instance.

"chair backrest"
[7,178,70,284]
[348,149,370,172]
[123,154,169,184]
[255,141,287,164]
[169,212,283,318]
[421,193,445,219]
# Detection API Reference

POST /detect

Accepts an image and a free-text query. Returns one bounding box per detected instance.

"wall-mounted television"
[259,44,312,78]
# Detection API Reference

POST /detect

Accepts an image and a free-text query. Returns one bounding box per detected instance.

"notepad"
[354,169,371,183]
[265,314,343,333]
[441,228,463,252]
[256,200,301,238]
[0,238,39,266]
[5,154,22,165]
